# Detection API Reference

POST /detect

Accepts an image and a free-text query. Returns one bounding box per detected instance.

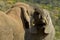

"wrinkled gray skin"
[25,6,55,40]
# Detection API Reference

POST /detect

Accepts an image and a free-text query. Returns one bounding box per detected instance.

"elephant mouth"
[29,24,46,34]
[29,18,47,34]
[33,20,46,30]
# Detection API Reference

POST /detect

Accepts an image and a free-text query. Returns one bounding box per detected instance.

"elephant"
[5,2,55,40]
[25,6,55,40]
[5,2,34,40]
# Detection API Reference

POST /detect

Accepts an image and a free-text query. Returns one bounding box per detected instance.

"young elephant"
[5,2,34,40]
[5,2,55,40]
[25,6,55,40]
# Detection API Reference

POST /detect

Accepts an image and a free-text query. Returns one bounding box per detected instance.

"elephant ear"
[20,7,30,23]
[43,9,53,33]
[6,6,30,21]
[20,7,31,29]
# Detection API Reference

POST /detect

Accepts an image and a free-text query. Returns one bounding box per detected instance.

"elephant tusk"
[43,17,48,25]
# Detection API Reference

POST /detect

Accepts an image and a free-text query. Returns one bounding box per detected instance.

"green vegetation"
[0,0,60,40]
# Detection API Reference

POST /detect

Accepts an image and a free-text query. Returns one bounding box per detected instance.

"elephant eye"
[35,12,39,15]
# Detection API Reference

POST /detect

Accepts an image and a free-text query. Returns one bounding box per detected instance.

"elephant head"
[28,6,54,34]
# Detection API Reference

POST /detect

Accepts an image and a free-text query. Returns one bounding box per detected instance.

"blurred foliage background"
[0,0,60,40]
